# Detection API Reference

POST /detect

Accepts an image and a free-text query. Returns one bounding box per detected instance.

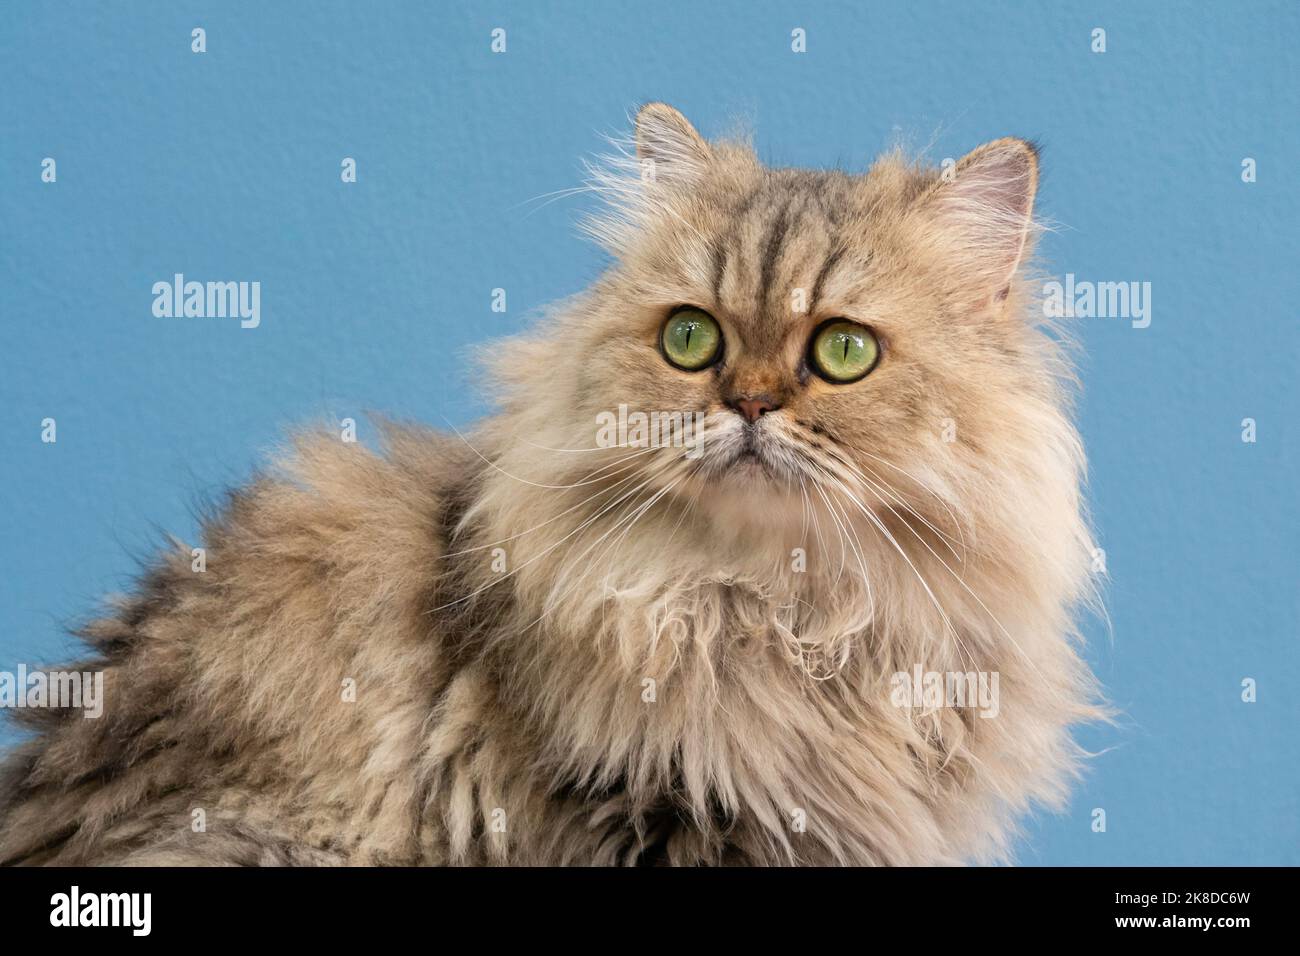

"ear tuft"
[634,103,711,177]
[926,137,1040,302]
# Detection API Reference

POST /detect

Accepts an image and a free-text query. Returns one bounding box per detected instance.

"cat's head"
[485,104,1081,566]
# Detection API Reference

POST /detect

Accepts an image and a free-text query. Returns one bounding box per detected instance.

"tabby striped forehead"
[704,171,870,352]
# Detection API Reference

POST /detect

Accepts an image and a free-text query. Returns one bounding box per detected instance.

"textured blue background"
[1,1,1296,865]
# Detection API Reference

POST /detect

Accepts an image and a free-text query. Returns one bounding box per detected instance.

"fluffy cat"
[0,104,1102,866]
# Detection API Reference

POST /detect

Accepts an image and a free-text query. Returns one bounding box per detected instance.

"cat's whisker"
[819,479,873,596]
[796,472,812,547]
[788,469,844,670]
[807,457,976,672]
[512,184,592,207]
[835,457,966,566]
[814,472,877,648]
[429,454,681,613]
[511,185,596,218]
[802,469,876,678]
[441,441,677,559]
[551,452,690,588]
[799,473,830,573]
[797,462,854,580]
[529,467,687,632]
[799,469,851,637]
[857,449,971,555]
[843,484,979,676]
[654,461,705,558]
[442,454,663,558]
[813,454,1047,683]
[597,479,683,590]
[532,468,685,624]
[806,477,850,588]
[786,419,967,563]
[599,456,705,639]
[800,443,1006,677]
[516,435,661,454]
[444,417,663,490]
[589,459,728,698]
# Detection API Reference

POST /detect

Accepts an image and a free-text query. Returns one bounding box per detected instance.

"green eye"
[660,308,722,371]
[809,320,880,383]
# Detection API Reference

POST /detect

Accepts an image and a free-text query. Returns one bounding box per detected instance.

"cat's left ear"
[635,103,711,182]
[920,138,1039,307]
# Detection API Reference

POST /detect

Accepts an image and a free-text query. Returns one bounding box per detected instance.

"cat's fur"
[0,105,1102,866]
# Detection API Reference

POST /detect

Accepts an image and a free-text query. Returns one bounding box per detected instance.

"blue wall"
[1,1,1296,865]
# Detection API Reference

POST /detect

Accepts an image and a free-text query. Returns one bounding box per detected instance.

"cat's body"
[1,106,1101,866]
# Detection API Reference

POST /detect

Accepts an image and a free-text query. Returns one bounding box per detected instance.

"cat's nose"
[729,395,780,423]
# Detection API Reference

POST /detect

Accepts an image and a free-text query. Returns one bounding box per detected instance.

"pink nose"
[731,396,779,423]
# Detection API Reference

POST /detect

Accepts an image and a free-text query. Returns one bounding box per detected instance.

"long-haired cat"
[0,104,1101,866]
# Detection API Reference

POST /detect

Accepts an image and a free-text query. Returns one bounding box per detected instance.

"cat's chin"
[701,483,810,545]
[723,449,780,480]
[687,448,793,493]
[670,451,809,540]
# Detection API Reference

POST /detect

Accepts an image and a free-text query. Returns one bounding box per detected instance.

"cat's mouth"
[717,428,787,482]
[680,412,804,488]
[732,445,770,471]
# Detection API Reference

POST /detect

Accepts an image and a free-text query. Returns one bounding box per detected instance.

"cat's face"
[493,105,1056,548]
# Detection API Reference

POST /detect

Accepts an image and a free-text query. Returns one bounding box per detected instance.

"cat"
[0,104,1103,866]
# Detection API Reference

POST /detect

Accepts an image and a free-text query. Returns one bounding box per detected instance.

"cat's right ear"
[916,137,1040,310]
[635,103,711,182]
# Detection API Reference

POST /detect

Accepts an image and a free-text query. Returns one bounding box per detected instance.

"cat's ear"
[921,138,1039,306]
[635,103,711,182]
